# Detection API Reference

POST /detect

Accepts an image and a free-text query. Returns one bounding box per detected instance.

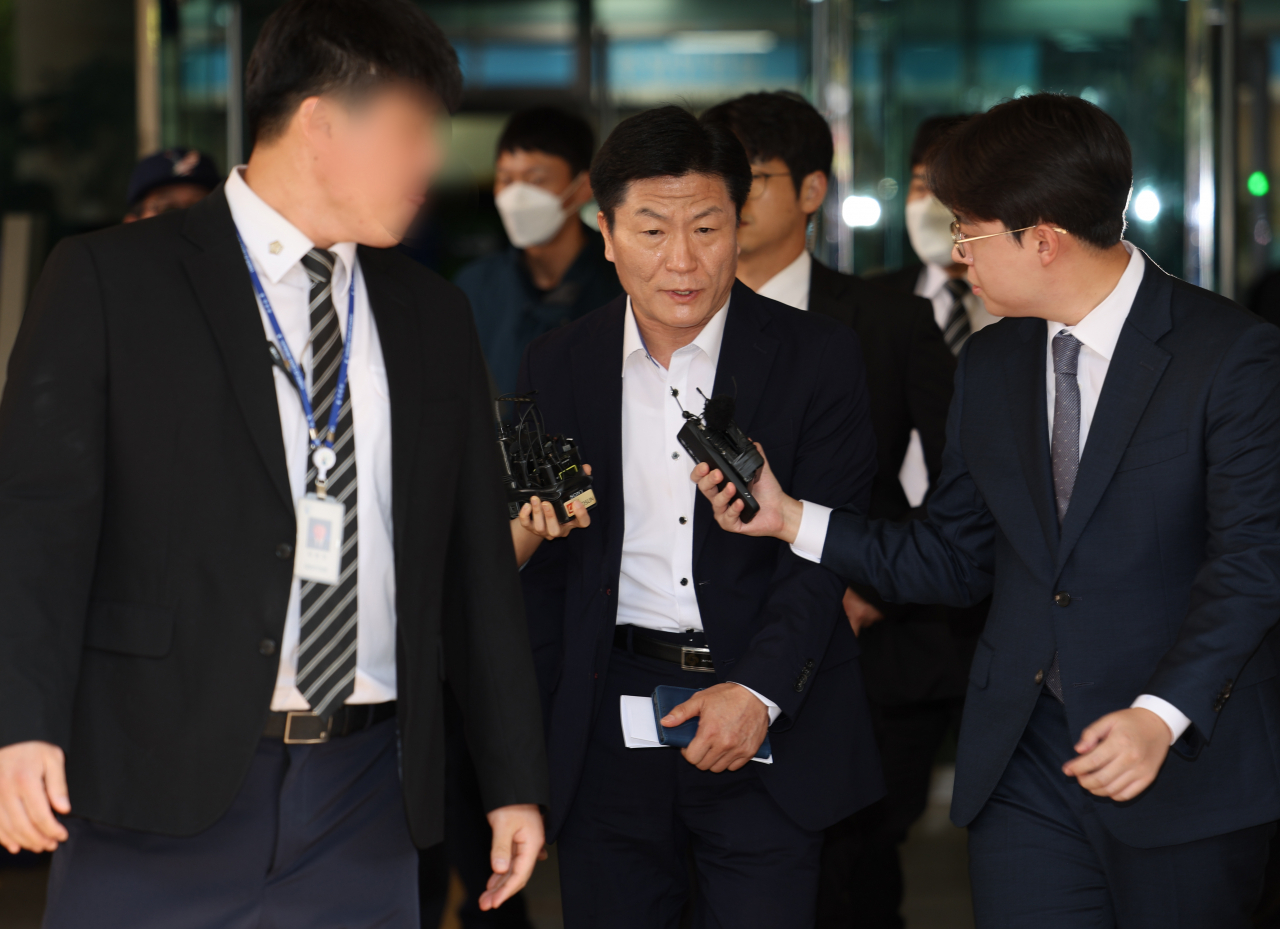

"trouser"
[968,691,1275,928]
[816,697,962,928]
[44,717,419,929]
[556,640,824,929]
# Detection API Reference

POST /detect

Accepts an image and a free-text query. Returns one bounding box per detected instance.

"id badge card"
[295,493,346,585]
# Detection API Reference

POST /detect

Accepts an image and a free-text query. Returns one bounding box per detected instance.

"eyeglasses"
[950,220,1068,258]
[748,172,789,200]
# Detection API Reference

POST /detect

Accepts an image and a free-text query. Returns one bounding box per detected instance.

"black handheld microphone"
[674,388,764,523]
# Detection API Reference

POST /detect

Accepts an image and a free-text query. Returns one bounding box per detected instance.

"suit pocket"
[969,638,994,689]
[84,602,175,658]
[1115,430,1187,472]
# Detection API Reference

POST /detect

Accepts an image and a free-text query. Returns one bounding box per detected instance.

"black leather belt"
[614,625,716,673]
[263,701,397,745]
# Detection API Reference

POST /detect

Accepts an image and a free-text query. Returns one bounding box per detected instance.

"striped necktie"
[942,278,973,356]
[296,248,359,720]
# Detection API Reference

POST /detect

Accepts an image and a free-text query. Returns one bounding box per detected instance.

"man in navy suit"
[515,106,882,927]
[695,93,1280,927]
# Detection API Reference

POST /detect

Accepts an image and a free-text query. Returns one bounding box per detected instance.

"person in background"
[696,92,1280,929]
[0,2,549,926]
[122,148,221,222]
[456,106,622,397]
[517,105,883,927]
[701,90,960,929]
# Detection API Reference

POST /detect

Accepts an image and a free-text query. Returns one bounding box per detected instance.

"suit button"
[1035,669,1044,684]
[276,543,294,560]
[259,638,277,656]
[680,578,689,586]
[1053,591,1072,607]
[805,659,815,669]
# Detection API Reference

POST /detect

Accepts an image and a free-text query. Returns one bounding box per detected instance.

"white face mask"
[494,174,585,248]
[905,193,958,267]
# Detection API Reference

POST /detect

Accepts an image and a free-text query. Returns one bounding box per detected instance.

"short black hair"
[908,114,973,169]
[590,105,752,228]
[497,107,595,177]
[930,93,1132,249]
[699,91,832,195]
[245,0,463,145]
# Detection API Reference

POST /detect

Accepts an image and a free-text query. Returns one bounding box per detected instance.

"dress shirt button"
[1053,591,1072,607]
[679,516,688,525]
[671,451,680,460]
[1035,669,1044,684]
[275,543,294,560]
[259,638,277,657]
[680,578,689,586]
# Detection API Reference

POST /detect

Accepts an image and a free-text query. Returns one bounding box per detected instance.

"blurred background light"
[1133,187,1161,223]
[842,195,882,228]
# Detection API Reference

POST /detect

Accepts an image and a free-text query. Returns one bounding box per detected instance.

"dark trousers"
[817,697,962,928]
[556,639,824,929]
[968,692,1275,928]
[418,687,534,929]
[44,718,419,929]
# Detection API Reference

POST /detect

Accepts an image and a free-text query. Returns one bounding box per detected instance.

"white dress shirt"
[793,243,1190,744]
[224,167,398,711]
[617,297,779,721]
[756,249,811,311]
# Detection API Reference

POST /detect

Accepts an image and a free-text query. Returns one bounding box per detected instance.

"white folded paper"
[620,695,773,763]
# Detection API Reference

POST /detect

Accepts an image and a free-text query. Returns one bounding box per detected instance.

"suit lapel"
[180,188,293,515]
[694,283,779,565]
[360,247,421,550]
[1003,318,1059,559]
[1056,261,1173,574]
[573,298,627,575]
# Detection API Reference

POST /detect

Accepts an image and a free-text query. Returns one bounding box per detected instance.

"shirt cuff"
[789,501,832,564]
[1131,694,1192,745]
[732,683,782,725]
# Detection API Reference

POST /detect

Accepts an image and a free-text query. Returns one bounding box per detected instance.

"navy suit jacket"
[821,252,1280,848]
[518,281,884,839]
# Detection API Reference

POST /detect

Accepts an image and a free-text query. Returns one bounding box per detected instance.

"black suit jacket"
[518,281,884,837]
[870,263,925,298]
[0,188,549,845]
[823,252,1280,846]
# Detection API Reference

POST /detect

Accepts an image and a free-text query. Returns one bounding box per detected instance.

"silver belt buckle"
[680,646,715,673]
[283,710,332,744]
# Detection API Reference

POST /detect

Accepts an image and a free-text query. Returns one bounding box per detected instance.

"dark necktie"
[942,279,973,356]
[1044,330,1082,703]
[296,248,359,720]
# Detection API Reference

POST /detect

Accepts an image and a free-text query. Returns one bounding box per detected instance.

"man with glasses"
[694,93,1280,927]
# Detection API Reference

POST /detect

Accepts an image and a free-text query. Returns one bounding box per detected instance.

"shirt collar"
[919,261,951,300]
[224,166,358,288]
[622,294,731,374]
[755,250,811,310]
[1047,241,1144,362]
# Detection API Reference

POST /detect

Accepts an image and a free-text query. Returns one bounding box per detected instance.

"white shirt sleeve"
[789,500,832,564]
[1131,694,1192,745]
[732,683,782,725]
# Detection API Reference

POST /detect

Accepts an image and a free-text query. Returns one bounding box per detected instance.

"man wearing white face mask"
[456,107,622,396]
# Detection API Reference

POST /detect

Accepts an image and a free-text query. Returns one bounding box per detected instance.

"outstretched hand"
[690,444,802,543]
[480,803,547,911]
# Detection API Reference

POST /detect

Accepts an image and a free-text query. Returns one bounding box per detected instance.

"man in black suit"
[516,106,882,927]
[0,2,547,925]
[697,93,1280,928]
[700,92,959,926]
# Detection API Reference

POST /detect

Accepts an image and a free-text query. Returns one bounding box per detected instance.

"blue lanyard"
[235,232,356,454]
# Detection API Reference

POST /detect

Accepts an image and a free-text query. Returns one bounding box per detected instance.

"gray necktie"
[1044,330,1081,703]
[942,279,972,356]
[296,248,359,720]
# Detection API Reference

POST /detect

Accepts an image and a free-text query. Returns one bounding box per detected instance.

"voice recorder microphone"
[674,388,764,523]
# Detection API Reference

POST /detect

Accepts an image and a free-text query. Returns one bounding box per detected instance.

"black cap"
[127,148,222,207]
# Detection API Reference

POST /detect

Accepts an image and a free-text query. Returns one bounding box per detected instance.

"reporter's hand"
[510,465,592,564]
[660,683,769,773]
[0,741,70,854]
[843,588,884,636]
[1061,707,1171,802]
[480,802,546,911]
[690,444,802,543]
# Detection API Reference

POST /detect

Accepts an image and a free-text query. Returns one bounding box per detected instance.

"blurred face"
[737,156,810,256]
[495,149,586,204]
[952,215,1048,317]
[125,182,211,222]
[599,173,739,338]
[307,83,445,246]
[906,163,930,204]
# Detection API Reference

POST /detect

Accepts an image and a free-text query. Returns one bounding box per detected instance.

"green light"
[1248,171,1270,197]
